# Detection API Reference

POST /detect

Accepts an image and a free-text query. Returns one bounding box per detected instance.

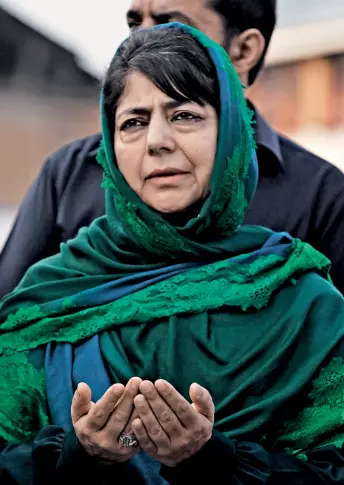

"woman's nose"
[146,121,175,156]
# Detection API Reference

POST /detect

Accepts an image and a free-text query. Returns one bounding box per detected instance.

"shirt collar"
[248,101,284,169]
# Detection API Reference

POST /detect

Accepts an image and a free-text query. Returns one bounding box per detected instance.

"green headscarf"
[0,24,332,445]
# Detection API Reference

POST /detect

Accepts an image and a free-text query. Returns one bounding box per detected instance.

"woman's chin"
[145,196,197,215]
[152,204,191,215]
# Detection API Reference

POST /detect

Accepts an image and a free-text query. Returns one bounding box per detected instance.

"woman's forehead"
[116,72,171,114]
[116,71,194,117]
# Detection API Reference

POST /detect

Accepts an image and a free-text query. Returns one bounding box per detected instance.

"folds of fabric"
[0,23,339,466]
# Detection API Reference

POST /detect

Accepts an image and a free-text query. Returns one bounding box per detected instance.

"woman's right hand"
[71,377,142,464]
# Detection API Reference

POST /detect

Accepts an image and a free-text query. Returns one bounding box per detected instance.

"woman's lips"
[147,169,189,184]
[148,173,189,184]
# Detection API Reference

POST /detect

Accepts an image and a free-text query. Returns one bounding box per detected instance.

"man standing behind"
[1,0,344,297]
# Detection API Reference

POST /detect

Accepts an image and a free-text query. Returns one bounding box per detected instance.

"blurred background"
[0,0,344,249]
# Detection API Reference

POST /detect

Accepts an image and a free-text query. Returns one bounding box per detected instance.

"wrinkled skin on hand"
[132,380,214,467]
[71,377,142,464]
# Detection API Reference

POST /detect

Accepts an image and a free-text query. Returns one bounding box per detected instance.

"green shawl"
[1,25,342,457]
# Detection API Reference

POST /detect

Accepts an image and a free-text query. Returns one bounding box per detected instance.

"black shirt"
[1,108,344,298]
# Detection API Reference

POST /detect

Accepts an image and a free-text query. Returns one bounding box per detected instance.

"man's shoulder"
[44,133,102,174]
[34,133,103,198]
[277,133,343,179]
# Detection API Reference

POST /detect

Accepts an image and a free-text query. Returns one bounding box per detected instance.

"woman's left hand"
[132,380,214,467]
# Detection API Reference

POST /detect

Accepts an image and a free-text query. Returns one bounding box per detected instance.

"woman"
[1,23,344,484]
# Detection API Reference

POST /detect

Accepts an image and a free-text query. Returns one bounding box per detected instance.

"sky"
[278,0,344,27]
[0,0,131,76]
[1,0,344,76]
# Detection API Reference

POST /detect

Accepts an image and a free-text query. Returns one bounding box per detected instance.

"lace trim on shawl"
[275,357,344,458]
[0,352,49,442]
[1,240,329,358]
[0,240,330,442]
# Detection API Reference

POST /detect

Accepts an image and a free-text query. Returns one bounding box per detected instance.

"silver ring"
[119,431,138,448]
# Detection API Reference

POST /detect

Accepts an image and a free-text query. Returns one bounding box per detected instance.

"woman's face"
[114,71,218,213]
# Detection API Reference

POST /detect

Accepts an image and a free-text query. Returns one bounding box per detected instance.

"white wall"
[292,129,344,172]
[0,207,16,252]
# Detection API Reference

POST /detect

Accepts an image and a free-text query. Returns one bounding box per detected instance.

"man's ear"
[227,28,266,84]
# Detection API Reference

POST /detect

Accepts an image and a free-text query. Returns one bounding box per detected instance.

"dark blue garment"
[48,261,201,311]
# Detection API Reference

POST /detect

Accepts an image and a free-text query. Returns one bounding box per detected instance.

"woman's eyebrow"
[117,100,189,119]
[164,100,188,110]
[117,107,150,118]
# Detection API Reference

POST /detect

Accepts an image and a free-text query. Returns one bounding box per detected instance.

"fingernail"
[113,386,121,396]
[140,381,152,394]
[129,377,142,390]
[156,379,167,391]
[132,418,141,430]
[193,383,203,398]
[134,395,146,408]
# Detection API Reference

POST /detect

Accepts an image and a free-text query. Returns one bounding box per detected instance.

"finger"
[107,377,142,436]
[71,383,92,424]
[123,408,139,434]
[139,381,182,439]
[155,380,197,427]
[189,383,215,424]
[87,383,125,430]
[132,418,157,456]
[134,394,170,448]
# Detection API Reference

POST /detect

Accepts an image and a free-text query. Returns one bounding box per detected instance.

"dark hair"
[102,28,220,130]
[210,0,276,84]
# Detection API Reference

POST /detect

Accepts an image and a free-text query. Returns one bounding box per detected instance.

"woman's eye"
[172,112,201,122]
[120,119,145,131]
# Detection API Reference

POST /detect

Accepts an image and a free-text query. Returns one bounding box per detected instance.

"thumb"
[190,383,215,424]
[71,382,93,424]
